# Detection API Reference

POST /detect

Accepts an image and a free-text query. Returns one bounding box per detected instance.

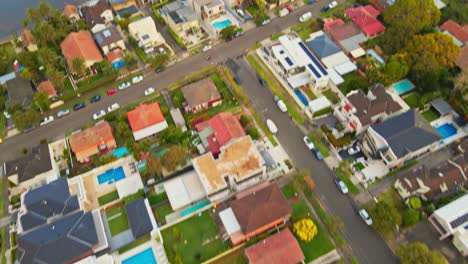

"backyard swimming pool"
[122,247,157,264]
[212,19,232,30]
[180,200,211,217]
[112,147,130,158]
[435,123,457,139]
[392,79,415,95]
[97,166,125,185]
[294,89,309,106]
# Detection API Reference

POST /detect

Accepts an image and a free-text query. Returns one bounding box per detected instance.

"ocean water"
[0,0,86,40]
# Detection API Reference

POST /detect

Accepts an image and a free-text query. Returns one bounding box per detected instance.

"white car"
[3,111,11,119]
[40,116,54,126]
[56,109,70,118]
[118,82,131,90]
[107,103,120,113]
[334,178,349,194]
[277,100,287,113]
[348,146,361,155]
[144,87,155,96]
[202,45,212,52]
[93,110,106,120]
[299,12,312,22]
[329,1,338,8]
[359,209,373,226]
[132,75,144,84]
[303,136,315,150]
[266,119,278,134]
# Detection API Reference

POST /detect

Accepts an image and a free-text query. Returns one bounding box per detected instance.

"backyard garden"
[106,204,130,236]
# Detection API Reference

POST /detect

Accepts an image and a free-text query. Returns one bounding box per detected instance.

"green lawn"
[270,32,285,41]
[354,162,365,171]
[161,211,230,264]
[106,204,125,218]
[304,88,317,100]
[210,73,234,101]
[291,19,319,41]
[170,88,185,109]
[403,93,421,109]
[308,134,330,158]
[322,90,340,104]
[335,167,359,195]
[118,235,151,254]
[339,73,369,95]
[154,202,174,225]
[281,182,297,199]
[98,191,120,206]
[319,3,346,18]
[108,214,130,236]
[291,200,312,220]
[148,191,169,205]
[421,109,439,122]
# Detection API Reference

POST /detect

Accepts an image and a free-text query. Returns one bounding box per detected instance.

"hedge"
[326,133,352,148]
[313,107,332,117]
[167,26,185,47]
[151,6,166,25]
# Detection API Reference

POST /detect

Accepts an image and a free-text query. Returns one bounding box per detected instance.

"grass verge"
[308,134,330,158]
[154,202,174,225]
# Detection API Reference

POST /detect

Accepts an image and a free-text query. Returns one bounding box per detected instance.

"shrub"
[313,107,332,117]
[402,209,420,227]
[247,126,260,140]
[326,133,352,148]
[167,26,184,47]
[335,123,344,132]
[293,218,318,242]
[408,197,422,209]
[284,159,294,170]
[240,115,250,127]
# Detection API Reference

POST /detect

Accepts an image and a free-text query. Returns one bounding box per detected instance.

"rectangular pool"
[122,247,157,264]
[392,79,415,95]
[435,123,457,139]
[212,19,232,30]
[294,89,309,106]
[97,166,125,185]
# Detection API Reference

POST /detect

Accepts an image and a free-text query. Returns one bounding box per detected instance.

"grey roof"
[94,26,123,48]
[20,177,80,232]
[5,76,34,109]
[5,144,53,183]
[160,1,197,24]
[431,98,453,115]
[83,0,111,28]
[340,33,367,52]
[306,34,341,59]
[125,198,153,238]
[370,110,442,158]
[17,211,98,264]
[260,150,275,168]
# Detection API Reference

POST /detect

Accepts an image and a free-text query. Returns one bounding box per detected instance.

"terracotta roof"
[181,78,220,108]
[230,183,291,234]
[21,29,35,47]
[106,50,124,64]
[325,19,363,41]
[345,5,385,37]
[63,4,78,17]
[127,102,166,132]
[36,81,57,97]
[245,229,304,264]
[440,20,468,43]
[60,31,103,71]
[456,46,468,70]
[69,122,115,153]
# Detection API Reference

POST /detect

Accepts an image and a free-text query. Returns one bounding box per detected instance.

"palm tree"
[38,1,52,20]
[26,7,40,25]
[38,48,58,66]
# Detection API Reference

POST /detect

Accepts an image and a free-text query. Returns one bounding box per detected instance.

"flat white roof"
[287,73,310,89]
[116,175,144,199]
[434,194,468,223]
[334,61,357,75]
[309,96,331,112]
[164,170,206,210]
[350,48,366,58]
[328,68,344,85]
[219,208,241,235]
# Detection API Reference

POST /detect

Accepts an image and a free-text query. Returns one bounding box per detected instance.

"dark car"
[313,148,324,160]
[321,5,330,12]
[73,102,86,111]
[257,75,267,86]
[155,66,166,73]
[233,76,241,85]
[90,95,101,103]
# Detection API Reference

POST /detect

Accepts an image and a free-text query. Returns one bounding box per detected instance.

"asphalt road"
[231,57,397,264]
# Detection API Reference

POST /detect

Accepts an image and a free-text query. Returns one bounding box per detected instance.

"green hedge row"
[167,26,185,47]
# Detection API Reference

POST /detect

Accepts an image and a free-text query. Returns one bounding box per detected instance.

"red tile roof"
[245,229,304,264]
[456,46,468,70]
[345,5,385,37]
[195,112,245,155]
[36,81,57,97]
[106,50,124,64]
[127,102,166,132]
[60,31,103,71]
[63,4,78,17]
[440,20,468,43]
[69,122,115,153]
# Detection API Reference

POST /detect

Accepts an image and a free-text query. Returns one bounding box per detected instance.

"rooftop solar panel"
[285,57,293,66]
[298,42,328,76]
[450,212,468,229]
[307,64,321,79]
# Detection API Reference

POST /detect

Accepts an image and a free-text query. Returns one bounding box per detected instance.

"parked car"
[313,148,323,160]
[334,178,349,194]
[155,66,165,73]
[285,4,294,12]
[3,111,11,119]
[299,12,312,22]
[277,100,287,112]
[90,95,101,103]
[202,45,212,52]
[144,87,155,96]
[93,110,106,120]
[279,8,289,17]
[233,76,241,85]
[23,125,37,133]
[321,5,330,12]
[303,136,315,150]
[118,82,131,90]
[107,103,120,113]
[359,209,373,225]
[73,102,86,111]
[132,75,144,84]
[237,8,245,17]
[267,119,278,134]
[348,145,361,155]
[56,109,70,118]
[257,75,267,86]
[261,19,271,25]
[235,30,244,38]
[107,88,117,96]
[329,1,338,8]
[40,116,54,126]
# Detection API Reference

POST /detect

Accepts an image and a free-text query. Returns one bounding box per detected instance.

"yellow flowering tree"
[293,218,318,242]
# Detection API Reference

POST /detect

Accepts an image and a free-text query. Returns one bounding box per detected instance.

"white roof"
[219,208,241,234]
[434,0,446,9]
[321,52,350,68]
[350,48,366,58]
[434,194,468,223]
[309,96,331,112]
[328,68,344,85]
[287,72,310,88]
[333,61,357,75]
[128,17,165,45]
[116,175,144,199]
[164,170,206,210]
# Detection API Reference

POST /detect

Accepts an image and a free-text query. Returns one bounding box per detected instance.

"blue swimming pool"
[97,166,125,185]
[367,49,385,64]
[112,147,129,158]
[122,247,157,264]
[180,200,211,217]
[294,89,309,106]
[392,79,415,95]
[212,19,232,30]
[436,123,457,139]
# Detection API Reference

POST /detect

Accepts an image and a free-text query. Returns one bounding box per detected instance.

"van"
[266,119,278,134]
[299,11,312,22]
[277,100,287,112]
[279,8,289,17]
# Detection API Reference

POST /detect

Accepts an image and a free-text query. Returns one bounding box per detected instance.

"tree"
[396,242,447,264]
[336,159,353,178]
[384,0,440,32]
[371,201,402,235]
[368,54,410,85]
[146,156,163,177]
[408,197,422,209]
[402,208,420,227]
[72,57,86,76]
[32,91,51,112]
[239,115,250,127]
[454,69,468,93]
[124,53,138,71]
[161,146,190,172]
[95,60,115,75]
[149,53,170,70]
[440,0,468,25]
[159,126,191,145]
[220,25,240,41]
[403,33,460,74]
[247,127,260,140]
[38,1,52,20]
[293,218,318,242]
[38,47,59,67]
[45,67,65,91]
[11,109,41,131]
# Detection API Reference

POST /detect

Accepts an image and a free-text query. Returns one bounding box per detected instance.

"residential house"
[21,29,38,52]
[192,0,225,20]
[306,30,357,74]
[429,194,468,256]
[128,17,166,54]
[362,110,442,168]
[344,5,385,38]
[394,151,467,201]
[82,0,114,33]
[61,31,103,73]
[68,121,117,163]
[195,112,245,155]
[324,18,367,58]
[439,19,468,47]
[63,4,80,22]
[4,143,58,191]
[334,84,408,134]
[126,102,169,141]
[219,182,291,245]
[268,35,329,90]
[193,136,265,202]
[125,198,158,239]
[244,229,304,264]
[163,170,206,210]
[456,46,468,70]
[109,0,141,18]
[36,80,57,98]
[4,76,34,109]
[181,78,221,113]
[94,26,126,55]
[222,0,242,8]
[159,1,200,41]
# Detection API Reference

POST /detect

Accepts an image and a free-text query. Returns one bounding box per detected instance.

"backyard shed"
[431,98,453,116]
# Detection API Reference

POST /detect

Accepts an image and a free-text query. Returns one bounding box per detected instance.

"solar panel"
[308,64,321,79]
[298,42,328,76]
[285,57,293,66]
[450,212,468,229]
[280,50,285,54]
[142,34,149,40]
[103,30,111,38]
